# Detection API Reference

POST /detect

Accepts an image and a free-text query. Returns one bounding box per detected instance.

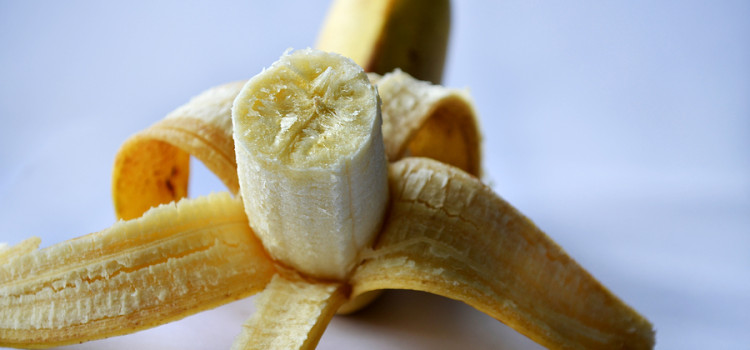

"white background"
[1,1,748,349]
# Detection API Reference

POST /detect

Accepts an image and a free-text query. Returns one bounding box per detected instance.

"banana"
[0,52,654,348]
[0,1,656,347]
[232,49,388,281]
[316,0,450,84]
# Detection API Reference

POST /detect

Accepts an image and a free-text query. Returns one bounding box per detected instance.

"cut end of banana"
[232,49,388,281]
[233,48,379,169]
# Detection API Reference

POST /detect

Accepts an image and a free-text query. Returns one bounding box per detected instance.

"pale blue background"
[1,1,748,349]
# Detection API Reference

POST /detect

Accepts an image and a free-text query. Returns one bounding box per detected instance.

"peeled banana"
[0,49,654,349]
[232,49,388,280]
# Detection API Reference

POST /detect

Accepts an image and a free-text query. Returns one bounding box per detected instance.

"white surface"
[1,1,748,349]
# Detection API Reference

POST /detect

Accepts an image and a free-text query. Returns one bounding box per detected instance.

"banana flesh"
[0,193,276,348]
[351,157,655,349]
[232,49,388,281]
[317,0,450,84]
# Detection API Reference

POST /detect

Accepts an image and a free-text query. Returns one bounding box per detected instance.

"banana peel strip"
[112,82,245,220]
[350,158,655,350]
[0,192,276,348]
[232,275,347,350]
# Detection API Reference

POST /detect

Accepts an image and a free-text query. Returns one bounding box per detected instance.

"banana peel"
[354,157,653,349]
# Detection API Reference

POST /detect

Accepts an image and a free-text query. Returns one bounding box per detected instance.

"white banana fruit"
[232,49,388,280]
